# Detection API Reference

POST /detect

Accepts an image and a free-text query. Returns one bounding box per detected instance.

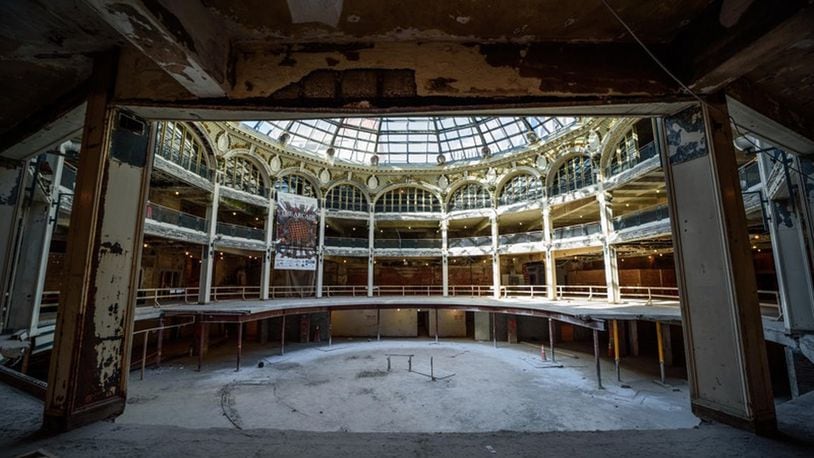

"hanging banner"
[274,192,319,270]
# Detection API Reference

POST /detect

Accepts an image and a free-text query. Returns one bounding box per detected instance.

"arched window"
[154,121,211,178]
[550,156,596,196]
[274,173,317,198]
[448,183,491,211]
[605,120,656,177]
[221,156,267,196]
[326,184,367,211]
[375,187,441,213]
[499,174,543,206]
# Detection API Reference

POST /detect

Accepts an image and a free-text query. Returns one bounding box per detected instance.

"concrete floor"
[2,338,814,457]
[119,339,697,432]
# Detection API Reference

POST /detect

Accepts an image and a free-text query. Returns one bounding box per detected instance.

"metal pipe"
[656,320,666,384]
[613,319,621,382]
[431,356,435,381]
[156,318,164,367]
[387,356,391,371]
[140,331,149,380]
[236,322,243,372]
[435,307,439,343]
[593,329,603,389]
[328,310,332,347]
[280,315,286,355]
[492,312,497,348]
[548,318,556,363]
[197,322,205,372]
[377,307,381,341]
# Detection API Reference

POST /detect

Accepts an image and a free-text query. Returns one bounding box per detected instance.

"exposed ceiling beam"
[673,0,813,93]
[83,0,229,98]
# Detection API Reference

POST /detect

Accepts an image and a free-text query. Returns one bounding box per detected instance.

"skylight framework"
[244,116,577,165]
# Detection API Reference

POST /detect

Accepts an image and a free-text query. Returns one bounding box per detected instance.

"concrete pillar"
[490,212,501,298]
[473,312,491,341]
[45,54,153,431]
[441,218,449,296]
[5,153,64,334]
[597,191,620,303]
[658,101,775,433]
[315,206,326,298]
[198,183,220,304]
[260,199,275,300]
[0,163,25,333]
[756,150,814,331]
[259,319,269,344]
[542,206,556,300]
[661,322,674,367]
[367,209,374,297]
[628,320,640,357]
[507,315,518,344]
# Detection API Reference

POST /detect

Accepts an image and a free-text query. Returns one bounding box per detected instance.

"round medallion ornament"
[269,155,282,172]
[436,153,446,165]
[319,169,331,184]
[326,147,335,158]
[438,175,449,189]
[367,175,379,190]
[216,132,230,152]
[536,155,549,170]
[587,130,601,153]
[481,146,492,158]
[485,168,497,185]
[370,154,380,166]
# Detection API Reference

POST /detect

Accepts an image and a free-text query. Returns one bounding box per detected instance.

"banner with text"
[274,192,319,271]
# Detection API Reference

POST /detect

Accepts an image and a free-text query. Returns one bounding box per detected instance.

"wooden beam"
[673,0,813,93]
[84,0,228,98]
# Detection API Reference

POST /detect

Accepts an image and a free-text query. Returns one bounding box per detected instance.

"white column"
[441,218,449,296]
[367,208,375,297]
[198,183,219,304]
[658,101,775,433]
[757,150,814,331]
[542,205,557,300]
[315,206,326,298]
[260,198,275,300]
[491,211,501,298]
[597,191,620,303]
[7,154,65,333]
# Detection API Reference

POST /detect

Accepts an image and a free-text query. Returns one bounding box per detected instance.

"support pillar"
[0,163,26,334]
[315,206,326,298]
[260,199,275,300]
[367,209,374,297]
[756,150,814,331]
[593,329,603,389]
[659,101,776,433]
[490,212,501,298]
[628,321,639,357]
[542,206,557,300]
[597,191,620,303]
[44,54,153,431]
[507,315,517,344]
[5,153,64,333]
[198,183,220,304]
[441,219,449,296]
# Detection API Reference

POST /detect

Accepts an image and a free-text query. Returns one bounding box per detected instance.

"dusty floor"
[119,338,697,432]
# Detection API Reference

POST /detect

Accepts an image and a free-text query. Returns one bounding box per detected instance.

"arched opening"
[448,182,492,211]
[325,183,368,212]
[375,187,441,213]
[549,155,596,197]
[499,173,543,206]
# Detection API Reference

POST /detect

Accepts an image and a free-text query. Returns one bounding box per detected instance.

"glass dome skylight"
[242,116,578,165]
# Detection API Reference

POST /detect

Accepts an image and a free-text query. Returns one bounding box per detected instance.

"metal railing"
[374,239,442,249]
[604,141,658,177]
[154,143,213,179]
[146,202,208,232]
[216,221,265,240]
[323,285,369,296]
[448,285,495,296]
[499,230,544,245]
[553,221,601,239]
[212,286,262,300]
[324,236,369,248]
[269,286,315,298]
[374,285,444,295]
[448,235,492,248]
[136,287,201,306]
[613,205,670,231]
[739,160,761,190]
[220,178,270,198]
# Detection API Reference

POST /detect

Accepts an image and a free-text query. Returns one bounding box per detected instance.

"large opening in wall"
[0,108,801,438]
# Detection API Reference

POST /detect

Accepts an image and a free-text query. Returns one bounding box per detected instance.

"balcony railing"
[604,141,658,177]
[374,238,442,249]
[499,230,544,245]
[553,221,601,239]
[612,205,670,231]
[221,178,270,198]
[155,143,213,179]
[60,164,77,190]
[146,202,208,232]
[324,236,369,249]
[216,221,265,240]
[448,235,492,248]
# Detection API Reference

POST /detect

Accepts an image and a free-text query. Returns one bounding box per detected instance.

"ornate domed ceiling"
[242,116,579,166]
